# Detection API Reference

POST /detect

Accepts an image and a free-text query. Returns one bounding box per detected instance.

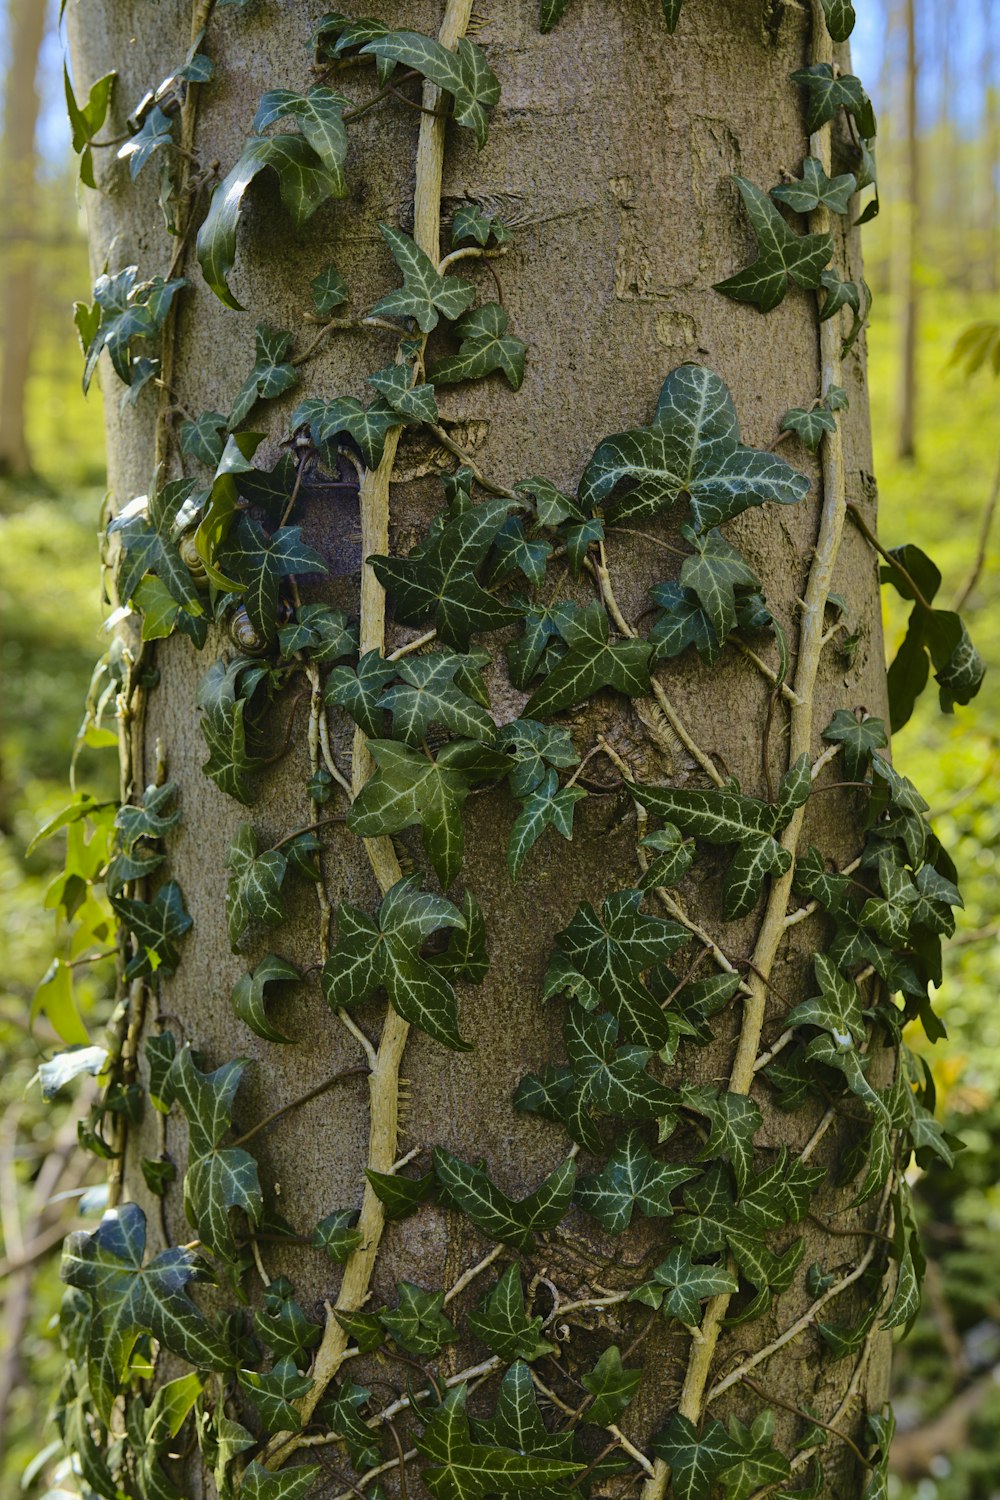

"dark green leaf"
[467,1265,555,1362]
[715,176,833,312]
[370,223,475,331]
[433,1147,576,1250]
[231,953,300,1043]
[428,303,527,390]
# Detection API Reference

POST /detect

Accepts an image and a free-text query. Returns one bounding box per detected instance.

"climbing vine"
[34,3,987,1500]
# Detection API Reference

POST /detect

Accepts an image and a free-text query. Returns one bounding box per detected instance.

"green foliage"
[880,541,985,728]
[715,176,833,312]
[372,224,476,330]
[428,303,527,390]
[433,1147,576,1250]
[467,1266,555,1362]
[360,34,500,147]
[418,1378,581,1500]
[77,266,186,395]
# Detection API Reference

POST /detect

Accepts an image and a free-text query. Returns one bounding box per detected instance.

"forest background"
[0,2,997,1495]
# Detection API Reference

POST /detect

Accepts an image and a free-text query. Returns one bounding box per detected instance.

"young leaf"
[779,405,837,451]
[580,364,809,529]
[229,324,298,428]
[508,769,586,881]
[523,603,652,718]
[231,953,300,1043]
[771,156,856,215]
[428,302,527,390]
[312,1208,365,1263]
[225,824,289,950]
[715,176,833,312]
[681,1086,762,1195]
[467,1265,555,1362]
[575,1129,694,1233]
[790,63,875,137]
[433,1147,576,1250]
[312,262,348,315]
[322,875,471,1048]
[581,1345,642,1426]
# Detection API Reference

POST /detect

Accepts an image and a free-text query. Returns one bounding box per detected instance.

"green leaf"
[467,1265,555,1362]
[650,1415,741,1500]
[229,324,299,428]
[497,718,579,798]
[371,223,476,331]
[626,779,792,920]
[348,739,509,887]
[681,1086,761,1195]
[311,1208,364,1263]
[369,361,440,422]
[634,1246,737,1327]
[231,953,300,1043]
[254,86,349,184]
[805,1033,889,1121]
[771,156,856,215]
[720,1411,791,1500]
[326,651,397,737]
[428,303,527,390]
[219,517,326,644]
[317,1380,383,1470]
[61,1202,229,1424]
[451,203,510,247]
[433,1147,576,1250]
[820,0,856,38]
[198,655,270,804]
[167,1046,263,1261]
[379,649,496,745]
[111,486,202,610]
[365,1167,437,1221]
[790,63,875,137]
[508,769,586,880]
[370,497,521,649]
[418,1383,581,1500]
[380,1282,457,1356]
[255,1279,322,1364]
[238,1461,320,1500]
[580,364,809,529]
[581,1345,642,1426]
[779,404,837,451]
[225,824,289,950]
[361,34,500,148]
[539,0,571,31]
[111,881,192,980]
[239,1356,312,1432]
[715,176,833,312]
[294,393,399,468]
[278,602,356,664]
[523,603,652,717]
[180,409,228,467]
[322,875,471,1048]
[197,135,347,309]
[785,952,865,1050]
[64,65,115,187]
[679,528,760,643]
[575,1129,693,1233]
[312,262,348,316]
[881,1235,920,1330]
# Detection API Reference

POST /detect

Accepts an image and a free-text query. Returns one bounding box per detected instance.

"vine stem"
[642,9,854,1493]
[265,0,475,1468]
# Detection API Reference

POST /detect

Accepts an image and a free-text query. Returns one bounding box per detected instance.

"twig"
[229,1068,369,1150]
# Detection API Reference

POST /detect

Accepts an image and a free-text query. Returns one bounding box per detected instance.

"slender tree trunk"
[0,0,47,478]
[897,0,920,459]
[983,0,998,293]
[62,3,899,1497]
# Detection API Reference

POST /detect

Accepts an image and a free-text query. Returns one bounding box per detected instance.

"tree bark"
[65,2,894,1496]
[0,0,47,478]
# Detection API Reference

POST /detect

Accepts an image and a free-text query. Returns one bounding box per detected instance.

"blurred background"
[0,2,997,1495]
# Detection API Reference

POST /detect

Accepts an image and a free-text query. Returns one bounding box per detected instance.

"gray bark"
[66,1,892,1493]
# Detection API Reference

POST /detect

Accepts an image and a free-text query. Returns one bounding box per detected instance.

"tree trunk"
[60,3,906,1498]
[0,0,47,478]
[983,0,998,294]
[897,0,919,459]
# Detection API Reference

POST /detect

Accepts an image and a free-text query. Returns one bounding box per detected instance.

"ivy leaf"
[771,156,856,215]
[322,875,471,1049]
[581,1345,642,1426]
[785,953,865,1050]
[180,409,228,467]
[523,603,652,718]
[255,1279,322,1364]
[238,1461,320,1500]
[348,739,510,888]
[805,1034,889,1121]
[116,781,180,849]
[881,1234,920,1331]
[197,135,347,310]
[231,953,300,1043]
[779,405,837,451]
[575,1129,694,1233]
[650,1415,741,1500]
[253,86,349,185]
[467,1265,556,1362]
[676,1164,793,1289]
[380,1282,457,1356]
[681,1087,761,1195]
[361,34,500,148]
[111,881,192,980]
[497,718,579,799]
[508,769,586,881]
[428,303,527,390]
[369,361,440,423]
[118,104,173,180]
[516,1009,676,1152]
[225,824,288,950]
[539,0,571,30]
[554,889,688,1049]
[580,364,809,530]
[451,203,510,247]
[379,649,496,746]
[433,1146,576,1250]
[238,1357,312,1432]
[639,826,696,889]
[633,1247,738,1327]
[715,176,833,312]
[679,528,760,644]
[198,655,270,804]
[370,224,476,331]
[60,1202,230,1424]
[626,779,794,920]
[365,1167,437,1221]
[312,1208,364,1262]
[111,487,203,610]
[369,497,521,649]
[720,1412,791,1500]
[420,1384,580,1500]
[278,603,356,664]
[326,651,397,737]
[820,0,856,39]
[64,64,115,187]
[219,517,326,644]
[229,324,298,428]
[790,64,875,137]
[294,393,399,468]
[167,1045,263,1261]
